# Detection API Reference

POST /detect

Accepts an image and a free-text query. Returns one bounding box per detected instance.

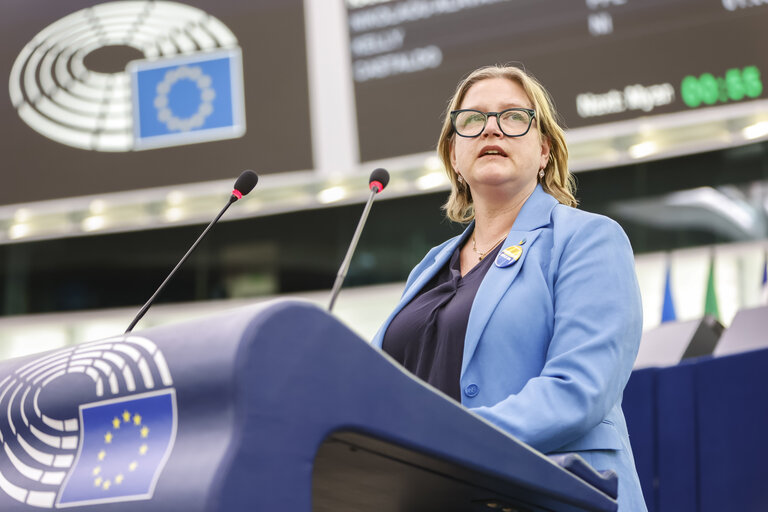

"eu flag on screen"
[57,390,176,507]
[129,49,245,150]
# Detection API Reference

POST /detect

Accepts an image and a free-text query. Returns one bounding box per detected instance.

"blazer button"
[464,384,479,397]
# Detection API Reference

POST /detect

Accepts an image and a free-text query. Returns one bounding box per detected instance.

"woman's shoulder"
[551,203,627,235]
[549,204,633,253]
[550,202,618,226]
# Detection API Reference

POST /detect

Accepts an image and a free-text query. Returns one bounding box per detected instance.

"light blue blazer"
[372,185,647,511]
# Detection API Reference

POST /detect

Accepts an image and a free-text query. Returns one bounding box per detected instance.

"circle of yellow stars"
[92,409,150,491]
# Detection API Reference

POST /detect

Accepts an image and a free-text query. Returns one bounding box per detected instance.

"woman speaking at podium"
[372,65,646,511]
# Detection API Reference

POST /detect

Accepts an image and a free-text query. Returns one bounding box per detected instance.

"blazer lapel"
[372,226,472,348]
[400,240,458,304]
[461,186,558,378]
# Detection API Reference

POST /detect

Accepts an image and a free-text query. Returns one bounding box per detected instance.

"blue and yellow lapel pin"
[495,240,525,268]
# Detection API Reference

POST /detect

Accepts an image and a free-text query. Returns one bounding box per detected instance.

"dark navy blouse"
[381,242,503,401]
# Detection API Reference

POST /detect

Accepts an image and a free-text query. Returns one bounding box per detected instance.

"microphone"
[328,168,390,312]
[368,167,389,193]
[232,169,259,199]
[125,170,259,333]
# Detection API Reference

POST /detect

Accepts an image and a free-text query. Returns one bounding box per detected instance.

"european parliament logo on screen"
[129,49,246,150]
[9,1,245,152]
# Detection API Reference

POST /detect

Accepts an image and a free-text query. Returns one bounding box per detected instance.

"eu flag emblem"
[129,49,245,150]
[56,390,177,507]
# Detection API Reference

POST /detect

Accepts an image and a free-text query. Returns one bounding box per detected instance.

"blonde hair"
[437,65,577,223]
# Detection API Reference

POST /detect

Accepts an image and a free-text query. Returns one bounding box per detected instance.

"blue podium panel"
[623,368,657,512]
[655,362,699,512]
[0,300,617,511]
[696,349,768,512]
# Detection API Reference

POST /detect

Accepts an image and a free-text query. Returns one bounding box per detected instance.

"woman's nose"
[482,115,503,137]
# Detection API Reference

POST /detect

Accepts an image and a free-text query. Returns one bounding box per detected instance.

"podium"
[0,300,617,511]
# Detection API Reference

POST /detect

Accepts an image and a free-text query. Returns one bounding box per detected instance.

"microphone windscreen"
[234,170,259,196]
[369,168,390,191]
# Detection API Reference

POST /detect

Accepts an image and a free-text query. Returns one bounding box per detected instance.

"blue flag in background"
[661,264,677,323]
[57,390,176,507]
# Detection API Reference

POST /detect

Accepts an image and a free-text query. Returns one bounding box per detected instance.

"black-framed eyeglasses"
[450,108,536,138]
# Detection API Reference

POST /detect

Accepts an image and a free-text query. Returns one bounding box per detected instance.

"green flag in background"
[704,256,720,321]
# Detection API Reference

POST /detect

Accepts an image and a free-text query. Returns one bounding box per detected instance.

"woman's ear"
[540,136,551,170]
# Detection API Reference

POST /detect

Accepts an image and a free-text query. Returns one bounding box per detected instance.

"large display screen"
[347,0,768,161]
[1,0,311,206]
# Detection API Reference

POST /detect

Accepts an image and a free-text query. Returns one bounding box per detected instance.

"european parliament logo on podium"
[56,390,176,508]
[129,49,246,150]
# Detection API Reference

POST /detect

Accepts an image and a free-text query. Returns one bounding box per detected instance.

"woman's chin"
[470,172,536,194]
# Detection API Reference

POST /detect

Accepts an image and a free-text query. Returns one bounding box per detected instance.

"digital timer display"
[681,66,764,108]
[346,0,768,161]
